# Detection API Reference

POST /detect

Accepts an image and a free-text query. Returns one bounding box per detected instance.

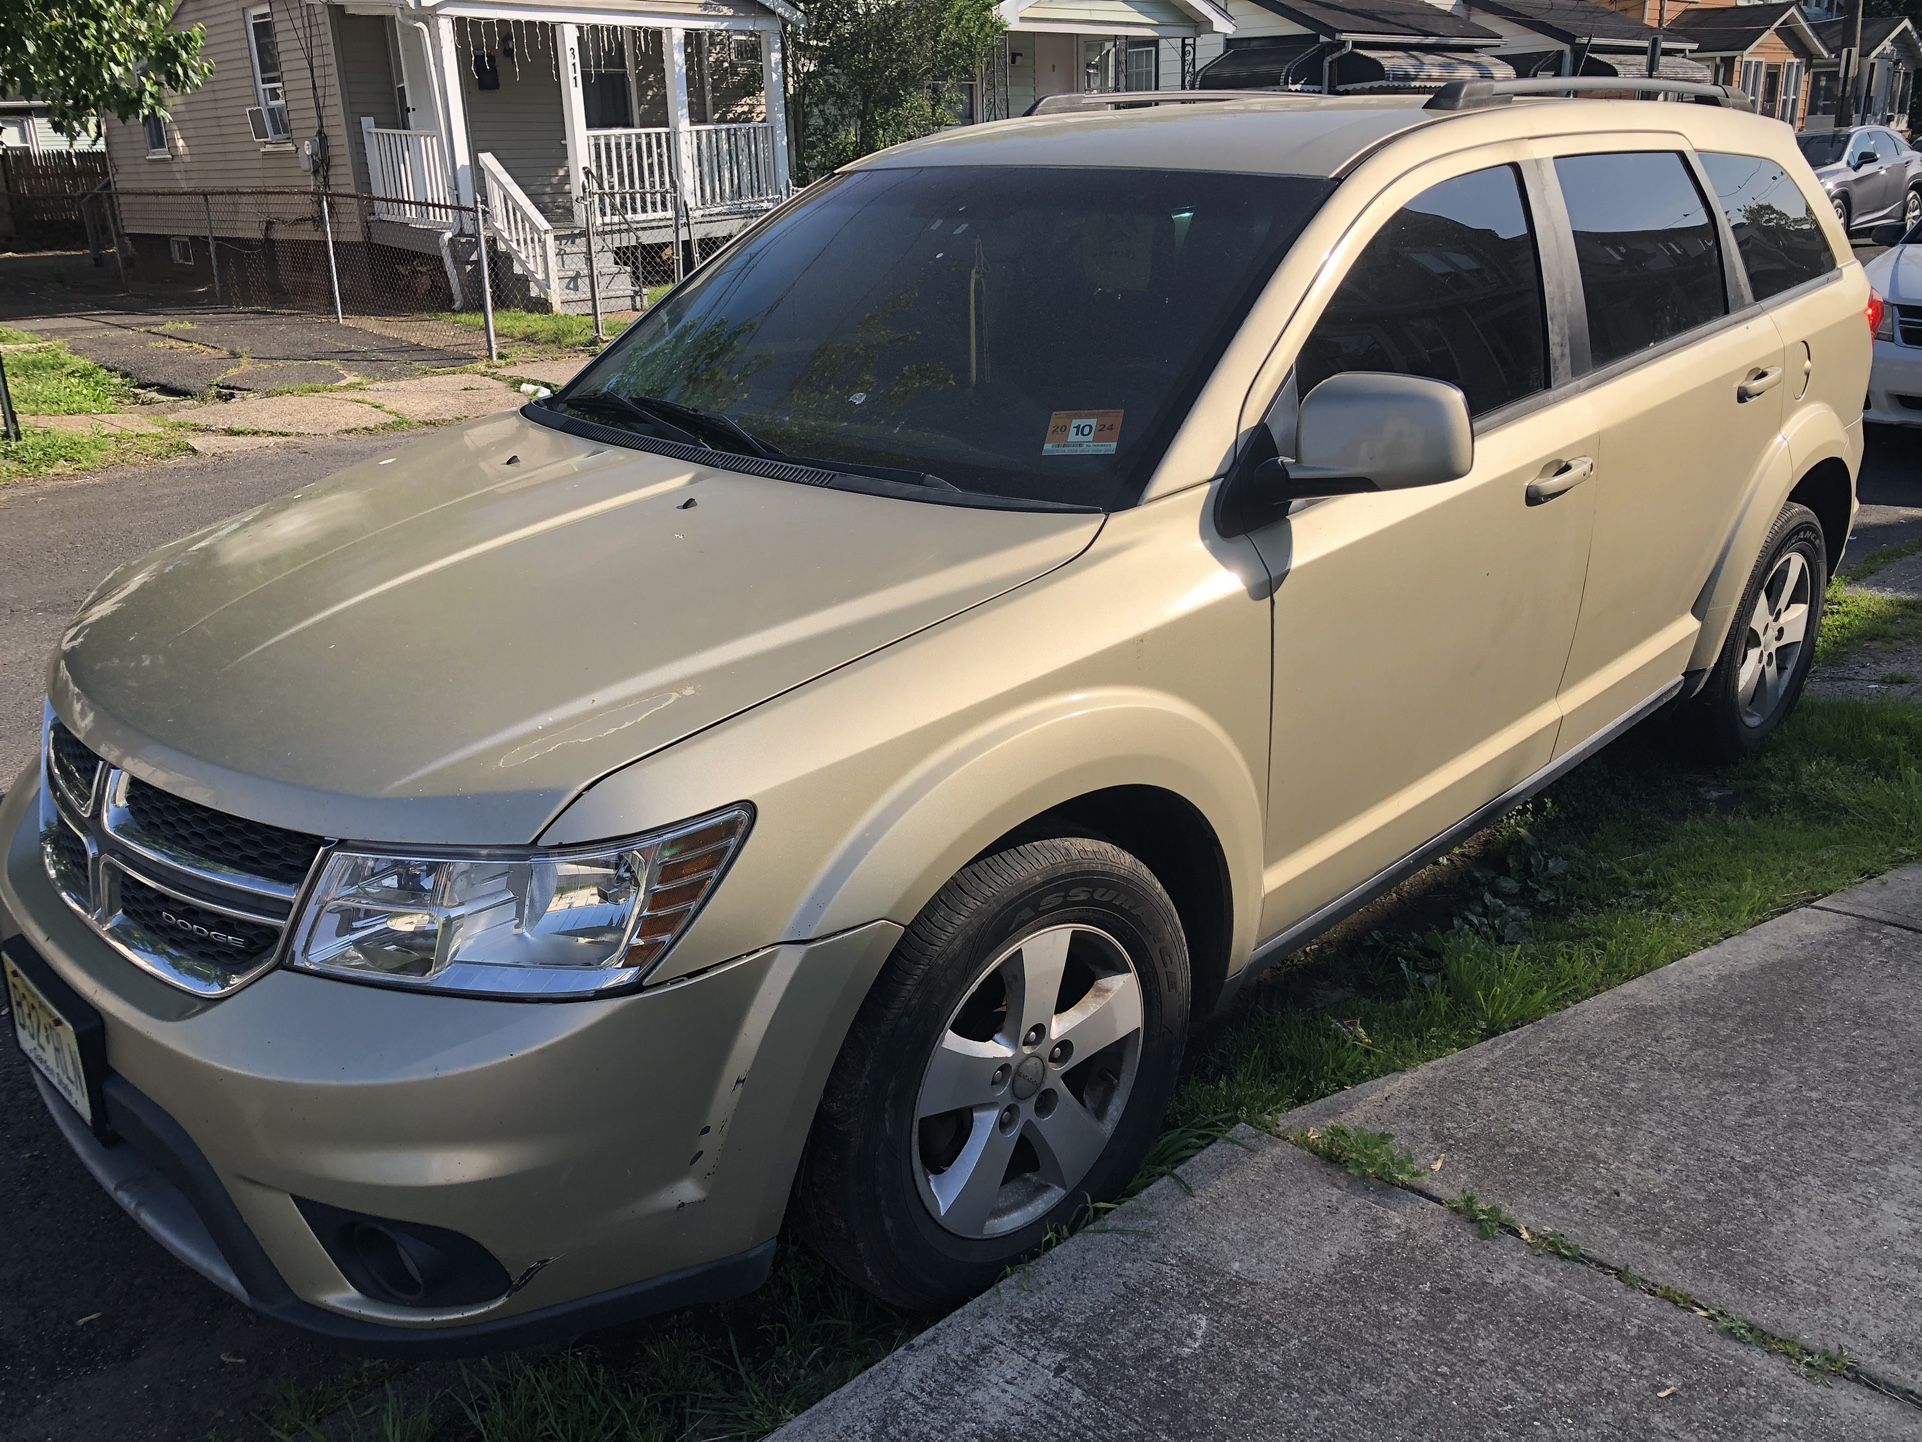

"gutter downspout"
[1322,39,1353,93]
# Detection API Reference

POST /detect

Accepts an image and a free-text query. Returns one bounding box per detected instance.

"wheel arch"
[985,784,1237,1019]
[1686,410,1859,681]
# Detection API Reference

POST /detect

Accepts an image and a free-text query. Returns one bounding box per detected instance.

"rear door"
[1549,144,1790,750]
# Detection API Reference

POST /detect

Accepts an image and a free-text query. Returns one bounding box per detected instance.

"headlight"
[288,807,751,997]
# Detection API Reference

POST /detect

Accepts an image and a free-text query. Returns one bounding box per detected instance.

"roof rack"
[1426,76,1754,111]
[1026,90,1284,116]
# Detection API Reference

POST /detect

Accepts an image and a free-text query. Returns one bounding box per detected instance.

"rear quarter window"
[1698,152,1838,301]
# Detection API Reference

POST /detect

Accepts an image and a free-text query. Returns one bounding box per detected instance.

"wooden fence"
[0,150,110,248]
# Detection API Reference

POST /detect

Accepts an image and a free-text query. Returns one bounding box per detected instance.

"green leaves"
[789,0,1003,178]
[0,0,210,136]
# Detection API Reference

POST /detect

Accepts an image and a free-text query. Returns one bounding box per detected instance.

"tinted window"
[1555,152,1726,369]
[1699,152,1836,301]
[1295,166,1547,419]
[1871,130,1902,163]
[1798,130,1848,168]
[567,166,1331,510]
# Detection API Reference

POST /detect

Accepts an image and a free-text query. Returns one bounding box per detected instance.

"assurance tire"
[1683,501,1827,762]
[796,836,1191,1309]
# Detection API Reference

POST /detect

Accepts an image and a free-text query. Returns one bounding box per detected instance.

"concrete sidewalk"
[779,871,1922,1440]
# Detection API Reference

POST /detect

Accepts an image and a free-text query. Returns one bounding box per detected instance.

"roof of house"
[1466,0,1669,46]
[1664,1,1825,56]
[1809,14,1919,59]
[1245,0,1501,43]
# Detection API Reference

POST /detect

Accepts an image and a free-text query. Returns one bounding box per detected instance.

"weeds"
[1290,1125,1423,1185]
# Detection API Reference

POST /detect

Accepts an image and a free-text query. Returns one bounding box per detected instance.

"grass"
[0,425,190,484]
[0,337,131,414]
[0,323,41,343]
[449,309,638,349]
[282,694,1922,1440]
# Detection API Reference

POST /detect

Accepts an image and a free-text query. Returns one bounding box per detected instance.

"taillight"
[1869,289,1892,340]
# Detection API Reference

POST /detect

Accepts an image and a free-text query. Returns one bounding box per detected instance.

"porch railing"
[477,151,557,299]
[587,128,677,221]
[686,123,779,210]
[359,119,456,226]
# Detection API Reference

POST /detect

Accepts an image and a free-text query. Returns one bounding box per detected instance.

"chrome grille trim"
[39,702,330,998]
[101,771,302,905]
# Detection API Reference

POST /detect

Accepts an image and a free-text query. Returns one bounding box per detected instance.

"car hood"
[1866,243,1922,305]
[51,411,1101,844]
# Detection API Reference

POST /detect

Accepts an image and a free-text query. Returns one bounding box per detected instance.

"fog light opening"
[297,1198,512,1310]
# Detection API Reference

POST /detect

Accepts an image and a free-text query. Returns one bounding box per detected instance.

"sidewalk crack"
[1287,1125,1922,1413]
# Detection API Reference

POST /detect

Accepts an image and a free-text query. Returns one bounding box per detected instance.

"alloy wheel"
[1737,550,1813,726]
[1835,194,1849,224]
[912,924,1144,1239]
[1908,188,1921,228]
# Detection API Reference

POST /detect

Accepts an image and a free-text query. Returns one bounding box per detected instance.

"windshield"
[1797,131,1849,168]
[561,165,1332,509]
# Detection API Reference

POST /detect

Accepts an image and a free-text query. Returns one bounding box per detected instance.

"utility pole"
[1837,0,1864,125]
[1647,0,1668,78]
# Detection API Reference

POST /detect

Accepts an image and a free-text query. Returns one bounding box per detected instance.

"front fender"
[785,687,1264,970]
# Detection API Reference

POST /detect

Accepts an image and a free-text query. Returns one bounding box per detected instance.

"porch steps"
[549,228,651,315]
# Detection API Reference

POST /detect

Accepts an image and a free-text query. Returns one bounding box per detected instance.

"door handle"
[1525,456,1594,505]
[1737,366,1783,402]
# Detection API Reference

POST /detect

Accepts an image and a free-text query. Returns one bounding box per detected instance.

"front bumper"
[1865,337,1922,427]
[0,774,902,1350]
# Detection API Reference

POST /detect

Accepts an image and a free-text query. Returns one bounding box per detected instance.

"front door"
[1031,33,1081,100]
[1243,160,1599,934]
[1548,146,1788,748]
[390,20,435,131]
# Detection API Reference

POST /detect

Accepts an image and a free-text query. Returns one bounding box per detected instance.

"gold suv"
[0,79,1867,1347]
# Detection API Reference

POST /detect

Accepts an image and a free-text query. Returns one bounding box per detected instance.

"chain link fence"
[73,183,777,362]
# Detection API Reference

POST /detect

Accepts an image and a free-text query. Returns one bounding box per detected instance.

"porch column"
[430,16,477,211]
[559,23,591,222]
[666,28,700,206]
[761,25,792,194]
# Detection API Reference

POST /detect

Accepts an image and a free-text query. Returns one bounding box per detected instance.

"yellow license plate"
[6,955,91,1124]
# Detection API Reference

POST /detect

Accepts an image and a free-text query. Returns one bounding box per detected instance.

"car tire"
[1907,184,1922,231]
[1681,501,1827,762]
[796,836,1191,1309]
[1835,192,1852,231]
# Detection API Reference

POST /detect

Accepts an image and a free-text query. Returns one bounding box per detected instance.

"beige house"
[104,0,797,307]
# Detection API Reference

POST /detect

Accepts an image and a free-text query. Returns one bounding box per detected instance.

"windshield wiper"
[790,453,962,493]
[622,394,782,460]
[551,391,701,447]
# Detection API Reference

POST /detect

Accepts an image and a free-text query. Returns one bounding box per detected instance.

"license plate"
[6,954,92,1124]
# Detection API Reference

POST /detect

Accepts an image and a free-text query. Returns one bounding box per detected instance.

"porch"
[339,2,793,311]
[982,0,1234,119]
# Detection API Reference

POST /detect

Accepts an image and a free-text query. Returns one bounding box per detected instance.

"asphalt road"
[0,413,1916,1439]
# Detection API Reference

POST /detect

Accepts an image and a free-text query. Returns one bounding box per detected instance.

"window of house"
[1698,152,1836,300]
[246,6,292,140]
[1125,40,1159,91]
[581,28,633,128]
[1294,165,1548,419]
[143,111,169,156]
[1554,152,1726,369]
[1780,59,1803,125]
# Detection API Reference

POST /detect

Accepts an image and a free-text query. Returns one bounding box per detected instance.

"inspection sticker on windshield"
[1043,410,1123,456]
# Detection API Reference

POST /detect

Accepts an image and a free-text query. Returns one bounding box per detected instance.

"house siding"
[105,0,353,234]
[1020,0,1196,28]
[1157,0,1309,89]
[334,10,400,195]
[457,21,572,214]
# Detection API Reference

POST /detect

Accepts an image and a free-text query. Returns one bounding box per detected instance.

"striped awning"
[1337,49,1517,91]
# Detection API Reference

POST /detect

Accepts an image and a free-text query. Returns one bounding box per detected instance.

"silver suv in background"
[0,79,1868,1349]
[1798,124,1922,233]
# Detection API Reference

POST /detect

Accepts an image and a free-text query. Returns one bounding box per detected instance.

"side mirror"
[1283,372,1473,498]
[1871,222,1906,248]
[1852,151,1875,170]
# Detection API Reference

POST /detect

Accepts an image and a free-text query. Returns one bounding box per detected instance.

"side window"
[1698,151,1836,301]
[1294,165,1548,420]
[1554,152,1726,370]
[1847,130,1878,166]
[1871,130,1901,164]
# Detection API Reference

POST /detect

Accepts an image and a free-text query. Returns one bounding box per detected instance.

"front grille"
[40,705,327,997]
[47,720,103,811]
[1897,306,1922,348]
[122,778,324,889]
[43,823,90,906]
[113,875,280,974]
[1898,394,1922,413]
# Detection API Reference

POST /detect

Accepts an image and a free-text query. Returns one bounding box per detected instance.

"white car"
[1864,223,1922,425]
